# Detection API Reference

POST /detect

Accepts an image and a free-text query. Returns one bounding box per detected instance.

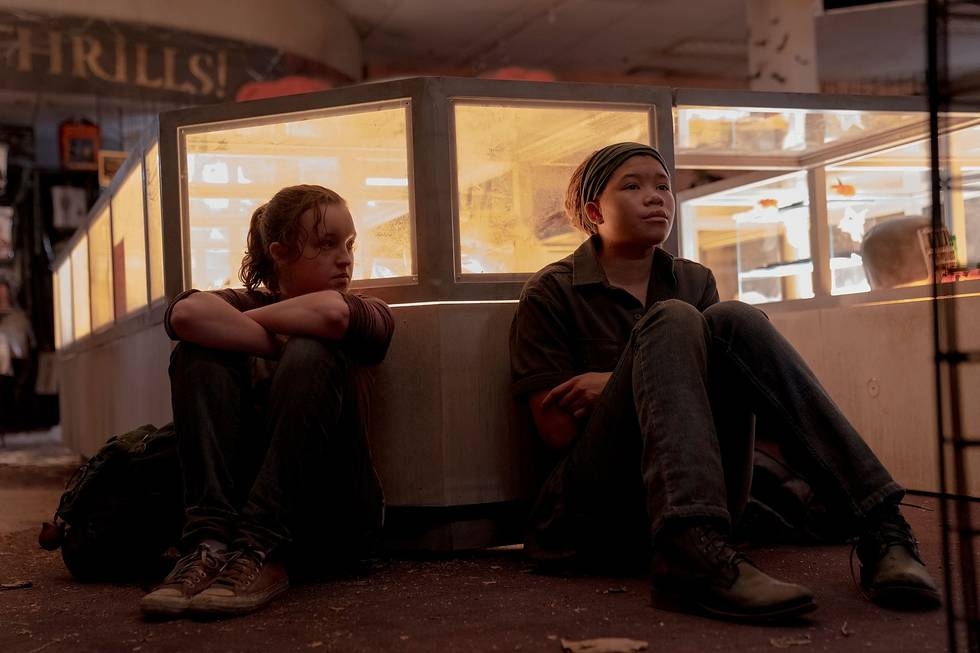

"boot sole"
[139,595,190,618]
[869,583,942,611]
[652,589,818,623]
[188,580,288,616]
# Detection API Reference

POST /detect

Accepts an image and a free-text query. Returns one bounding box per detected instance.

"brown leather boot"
[651,524,816,622]
[188,548,288,616]
[857,505,940,610]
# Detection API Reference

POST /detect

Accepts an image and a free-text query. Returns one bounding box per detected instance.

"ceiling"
[334,0,980,89]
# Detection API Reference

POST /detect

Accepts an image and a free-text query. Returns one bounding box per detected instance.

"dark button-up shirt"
[510,236,718,398]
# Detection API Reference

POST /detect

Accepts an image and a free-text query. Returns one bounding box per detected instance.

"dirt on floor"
[0,455,971,653]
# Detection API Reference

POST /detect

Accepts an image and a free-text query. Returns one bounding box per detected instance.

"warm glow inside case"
[145,144,165,302]
[69,240,89,341]
[49,80,980,348]
[452,103,651,275]
[678,108,980,303]
[182,102,414,290]
[111,165,148,317]
[87,208,113,332]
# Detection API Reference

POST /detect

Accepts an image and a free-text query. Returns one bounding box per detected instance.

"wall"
[0,0,361,80]
[58,295,980,504]
[771,293,980,497]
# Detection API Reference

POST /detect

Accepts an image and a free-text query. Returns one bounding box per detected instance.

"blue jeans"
[169,337,384,564]
[526,300,902,564]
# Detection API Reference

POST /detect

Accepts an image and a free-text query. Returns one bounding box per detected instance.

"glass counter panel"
[675,107,924,159]
[111,166,148,317]
[680,171,813,304]
[183,102,413,291]
[826,140,931,294]
[54,259,73,348]
[454,103,650,275]
[145,144,165,301]
[70,236,90,340]
[949,124,980,268]
[88,208,114,331]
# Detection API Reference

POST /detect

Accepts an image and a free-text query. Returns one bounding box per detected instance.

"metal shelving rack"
[927,2,980,651]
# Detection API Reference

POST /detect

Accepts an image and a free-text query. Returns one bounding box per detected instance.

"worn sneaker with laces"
[188,547,288,616]
[651,523,816,622]
[856,504,941,610]
[140,542,228,617]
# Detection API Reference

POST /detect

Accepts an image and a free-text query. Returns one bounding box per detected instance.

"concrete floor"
[0,430,974,653]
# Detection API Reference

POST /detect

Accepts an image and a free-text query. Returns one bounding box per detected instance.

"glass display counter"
[51,78,980,528]
[676,91,980,304]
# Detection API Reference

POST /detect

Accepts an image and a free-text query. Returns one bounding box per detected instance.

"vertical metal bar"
[927,1,959,650]
[931,1,980,649]
[806,167,831,298]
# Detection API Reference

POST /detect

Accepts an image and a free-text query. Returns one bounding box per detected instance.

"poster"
[0,143,7,195]
[98,150,128,187]
[51,186,88,230]
[59,121,100,171]
[0,205,13,260]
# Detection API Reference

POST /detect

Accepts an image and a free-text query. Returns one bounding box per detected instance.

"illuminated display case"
[676,91,980,304]
[51,78,980,528]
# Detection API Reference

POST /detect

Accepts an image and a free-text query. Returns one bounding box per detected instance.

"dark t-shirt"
[510,236,719,399]
[164,287,393,365]
[164,288,394,423]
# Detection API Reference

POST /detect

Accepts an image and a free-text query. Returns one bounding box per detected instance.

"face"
[272,202,356,298]
[586,155,674,250]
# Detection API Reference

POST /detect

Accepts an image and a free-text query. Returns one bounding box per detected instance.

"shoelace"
[693,526,745,567]
[213,549,263,589]
[168,545,224,585]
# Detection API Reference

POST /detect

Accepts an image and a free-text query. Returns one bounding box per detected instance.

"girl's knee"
[169,341,247,376]
[636,299,704,332]
[279,336,349,374]
[704,300,767,324]
[703,301,771,338]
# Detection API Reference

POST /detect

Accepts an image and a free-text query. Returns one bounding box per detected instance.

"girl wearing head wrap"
[509,143,938,622]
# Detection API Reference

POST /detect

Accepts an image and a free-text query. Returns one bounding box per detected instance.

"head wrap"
[579,142,669,209]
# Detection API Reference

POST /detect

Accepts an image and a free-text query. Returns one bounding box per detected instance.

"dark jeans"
[527,300,902,564]
[169,337,384,565]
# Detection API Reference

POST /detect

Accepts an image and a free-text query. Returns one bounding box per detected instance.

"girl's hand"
[541,372,612,419]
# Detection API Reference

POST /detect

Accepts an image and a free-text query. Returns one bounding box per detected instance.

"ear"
[585,201,604,227]
[269,241,288,264]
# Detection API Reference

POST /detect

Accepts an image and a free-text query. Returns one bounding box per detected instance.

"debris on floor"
[0,580,33,590]
[560,637,648,652]
[769,633,812,648]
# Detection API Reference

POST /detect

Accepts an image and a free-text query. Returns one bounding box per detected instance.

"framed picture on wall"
[97,150,128,187]
[51,186,88,230]
[0,206,14,260]
[0,143,7,195]
[59,120,100,171]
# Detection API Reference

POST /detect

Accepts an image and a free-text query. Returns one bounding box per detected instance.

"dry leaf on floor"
[0,581,33,591]
[769,634,812,648]
[560,637,648,653]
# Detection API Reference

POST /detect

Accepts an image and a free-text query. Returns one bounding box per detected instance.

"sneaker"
[856,505,941,610]
[651,524,816,622]
[188,548,288,616]
[140,543,228,617]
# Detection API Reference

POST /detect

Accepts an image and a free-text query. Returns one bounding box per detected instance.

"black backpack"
[736,448,854,546]
[38,423,184,583]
